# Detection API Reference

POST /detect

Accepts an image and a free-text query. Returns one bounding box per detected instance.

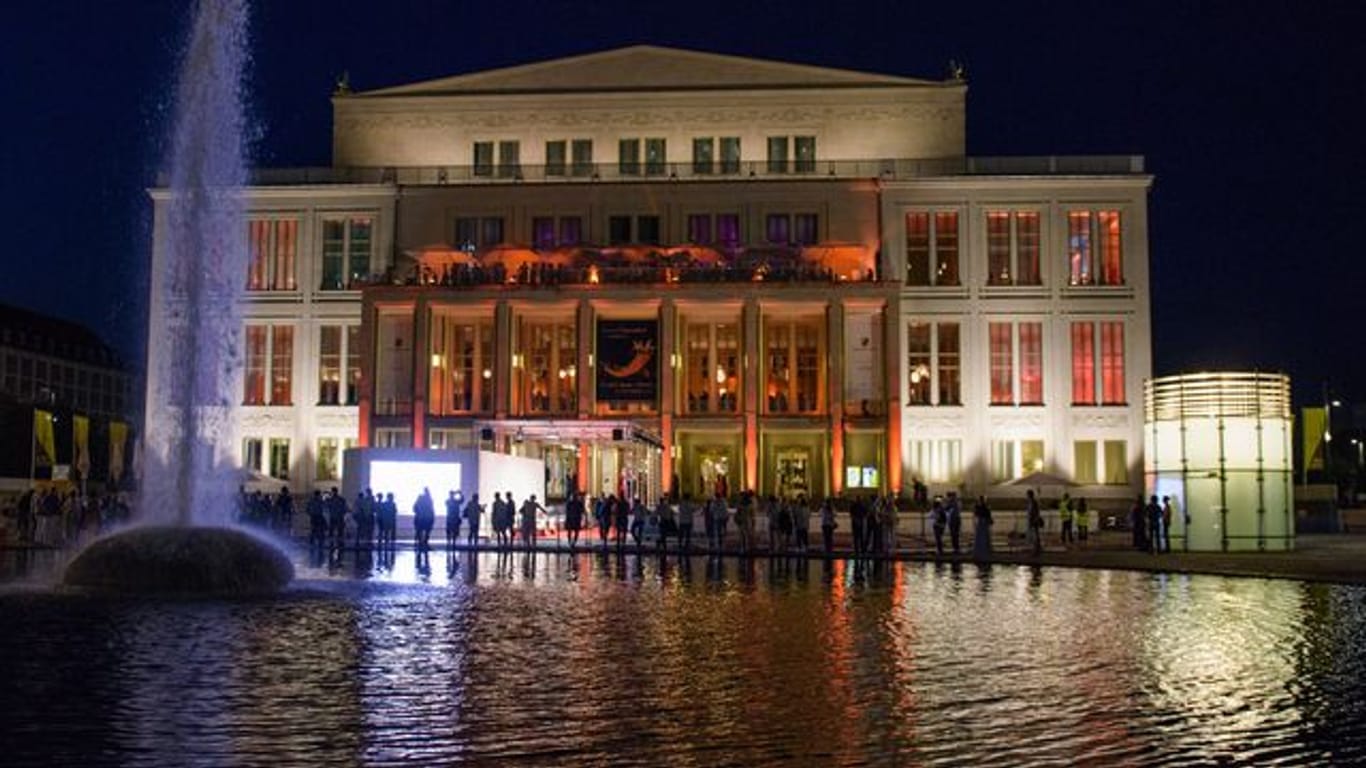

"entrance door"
[697,448,732,500]
[775,449,811,500]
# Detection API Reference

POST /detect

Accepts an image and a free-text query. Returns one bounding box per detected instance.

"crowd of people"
[1,487,132,548]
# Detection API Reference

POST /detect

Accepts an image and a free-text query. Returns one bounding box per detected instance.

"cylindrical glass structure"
[1144,372,1293,552]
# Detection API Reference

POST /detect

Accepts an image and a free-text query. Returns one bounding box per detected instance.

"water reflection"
[1,551,1364,765]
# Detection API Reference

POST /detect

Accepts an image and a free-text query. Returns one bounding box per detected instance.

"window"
[246,218,298,291]
[571,139,593,176]
[644,138,666,176]
[687,214,712,245]
[473,142,494,176]
[765,213,818,245]
[683,320,740,414]
[241,438,263,473]
[316,437,339,481]
[374,428,411,448]
[1069,210,1124,286]
[693,138,714,175]
[720,137,741,174]
[1074,440,1098,484]
[454,216,505,251]
[1021,440,1045,474]
[244,324,292,406]
[906,440,963,483]
[320,216,373,290]
[532,215,583,249]
[993,439,1045,482]
[497,141,520,178]
[1071,321,1126,405]
[268,438,290,480]
[767,136,789,173]
[907,321,962,406]
[429,315,494,414]
[794,136,816,173]
[517,318,576,415]
[1104,440,1128,484]
[764,316,823,414]
[618,139,640,175]
[905,211,960,286]
[318,324,360,406]
[545,140,567,176]
[989,321,1043,406]
[986,210,1041,286]
[607,215,658,245]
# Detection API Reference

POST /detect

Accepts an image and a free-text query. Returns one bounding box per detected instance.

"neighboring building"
[147,45,1152,504]
[0,303,135,492]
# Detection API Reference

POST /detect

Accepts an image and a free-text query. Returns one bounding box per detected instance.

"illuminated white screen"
[370,460,462,517]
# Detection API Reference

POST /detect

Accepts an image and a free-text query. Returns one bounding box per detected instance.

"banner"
[1302,407,1326,471]
[73,415,90,480]
[33,409,55,469]
[110,421,128,483]
[844,311,882,408]
[595,319,658,402]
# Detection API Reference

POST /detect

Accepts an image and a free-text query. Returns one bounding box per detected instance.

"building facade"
[147,45,1151,505]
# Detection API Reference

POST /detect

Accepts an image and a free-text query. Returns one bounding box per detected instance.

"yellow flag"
[110,421,128,483]
[1302,407,1326,471]
[74,415,90,478]
[33,409,55,468]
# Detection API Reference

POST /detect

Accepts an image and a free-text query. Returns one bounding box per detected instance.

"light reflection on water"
[1,550,1364,766]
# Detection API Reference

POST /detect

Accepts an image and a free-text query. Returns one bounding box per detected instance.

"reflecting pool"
[2,550,1364,765]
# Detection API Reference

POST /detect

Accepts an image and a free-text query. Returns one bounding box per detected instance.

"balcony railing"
[238,155,1144,187]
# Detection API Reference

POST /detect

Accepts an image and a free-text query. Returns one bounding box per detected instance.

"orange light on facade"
[588,265,600,284]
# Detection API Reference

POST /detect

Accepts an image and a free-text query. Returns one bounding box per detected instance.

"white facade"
[145,46,1152,503]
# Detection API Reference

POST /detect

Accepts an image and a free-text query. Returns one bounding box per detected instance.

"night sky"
[3,1,1363,405]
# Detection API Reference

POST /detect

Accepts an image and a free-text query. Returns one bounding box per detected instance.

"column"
[828,300,845,496]
[411,297,428,447]
[357,301,373,447]
[660,299,676,497]
[577,299,593,417]
[743,297,760,492]
[494,299,512,419]
[884,298,902,494]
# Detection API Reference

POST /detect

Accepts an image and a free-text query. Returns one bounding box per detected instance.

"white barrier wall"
[1144,373,1294,552]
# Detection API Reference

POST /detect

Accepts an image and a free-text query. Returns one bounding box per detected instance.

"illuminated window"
[906,440,963,483]
[246,217,298,292]
[374,428,410,448]
[533,217,555,250]
[531,215,583,249]
[1104,440,1128,484]
[986,210,1040,286]
[905,211,960,286]
[683,320,740,414]
[429,314,494,415]
[1071,322,1096,405]
[794,213,819,245]
[320,215,373,290]
[517,318,576,415]
[318,324,360,406]
[765,213,818,245]
[905,321,961,407]
[764,315,824,414]
[766,214,790,245]
[1074,440,1098,484]
[692,138,714,174]
[687,214,712,245]
[316,437,339,482]
[242,438,263,472]
[268,438,290,480]
[1069,209,1123,286]
[994,439,1043,482]
[1021,440,1045,474]
[244,324,292,406]
[989,321,1043,406]
[1071,321,1125,405]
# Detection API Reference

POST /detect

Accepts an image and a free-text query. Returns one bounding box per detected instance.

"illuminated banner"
[1302,407,1325,471]
[596,319,658,402]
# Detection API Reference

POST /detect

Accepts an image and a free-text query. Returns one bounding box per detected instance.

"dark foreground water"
[2,548,1365,766]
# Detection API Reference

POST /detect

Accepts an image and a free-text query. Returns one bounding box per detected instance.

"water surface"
[2,550,1363,766]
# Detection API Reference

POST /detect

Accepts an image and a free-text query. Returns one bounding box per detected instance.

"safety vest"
[1058,499,1072,523]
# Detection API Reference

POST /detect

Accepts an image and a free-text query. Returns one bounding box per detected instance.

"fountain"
[64,0,292,595]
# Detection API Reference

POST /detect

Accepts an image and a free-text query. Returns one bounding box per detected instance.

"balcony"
[238,155,1145,187]
[376,243,883,290]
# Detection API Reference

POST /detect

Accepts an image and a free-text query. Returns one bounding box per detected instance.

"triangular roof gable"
[356,45,939,96]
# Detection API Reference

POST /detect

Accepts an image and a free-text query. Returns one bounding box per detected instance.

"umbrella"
[801,242,873,278]
[404,243,477,268]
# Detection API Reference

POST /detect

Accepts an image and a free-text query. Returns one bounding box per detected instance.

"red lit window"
[243,326,267,405]
[1017,212,1040,285]
[1098,211,1123,285]
[1071,322,1096,405]
[1068,211,1092,286]
[1101,322,1125,404]
[1019,322,1043,404]
[270,326,293,406]
[989,323,1013,405]
[246,219,297,291]
[987,212,1011,285]
[905,212,930,285]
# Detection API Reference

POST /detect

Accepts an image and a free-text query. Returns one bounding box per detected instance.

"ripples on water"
[1,550,1364,766]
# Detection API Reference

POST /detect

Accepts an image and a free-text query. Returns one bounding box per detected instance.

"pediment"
[356,45,938,97]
